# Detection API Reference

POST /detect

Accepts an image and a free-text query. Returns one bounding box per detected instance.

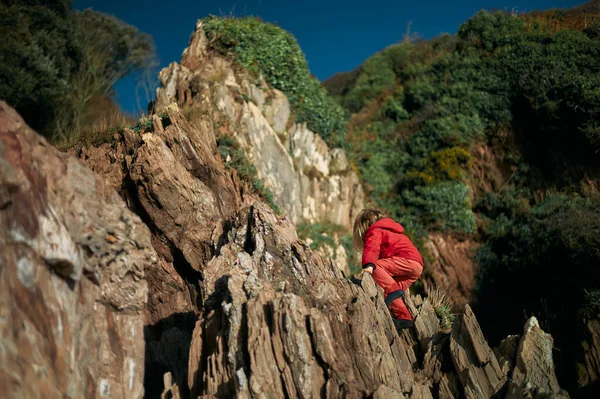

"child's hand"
[359,266,374,279]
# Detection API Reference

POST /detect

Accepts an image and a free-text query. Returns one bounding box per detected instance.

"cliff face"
[0,102,156,398]
[151,22,363,274]
[1,98,569,398]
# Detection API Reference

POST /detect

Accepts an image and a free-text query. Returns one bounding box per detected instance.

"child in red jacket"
[353,208,424,330]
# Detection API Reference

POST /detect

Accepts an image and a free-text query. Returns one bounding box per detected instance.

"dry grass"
[426,286,456,332]
[522,9,600,33]
[55,110,135,151]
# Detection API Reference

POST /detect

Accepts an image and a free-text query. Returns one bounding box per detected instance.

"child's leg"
[388,258,423,291]
[376,258,423,320]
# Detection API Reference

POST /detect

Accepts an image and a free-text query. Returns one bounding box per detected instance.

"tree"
[68,9,156,129]
[0,0,80,136]
[0,1,156,139]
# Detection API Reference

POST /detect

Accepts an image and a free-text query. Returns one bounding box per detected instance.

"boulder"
[0,101,157,398]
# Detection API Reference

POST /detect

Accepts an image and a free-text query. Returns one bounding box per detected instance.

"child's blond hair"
[352,208,387,252]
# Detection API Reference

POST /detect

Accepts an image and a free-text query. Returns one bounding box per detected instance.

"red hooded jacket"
[362,218,424,268]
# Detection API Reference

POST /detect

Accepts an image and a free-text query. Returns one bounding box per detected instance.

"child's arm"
[362,228,382,272]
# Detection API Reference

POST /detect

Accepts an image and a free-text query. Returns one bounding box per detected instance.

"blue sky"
[73,0,586,115]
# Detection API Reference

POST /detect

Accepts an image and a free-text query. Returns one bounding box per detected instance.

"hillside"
[1,1,599,398]
[324,3,600,396]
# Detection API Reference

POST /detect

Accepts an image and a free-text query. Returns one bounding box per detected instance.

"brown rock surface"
[0,101,157,398]
[579,316,600,388]
[506,317,569,399]
[422,233,477,309]
[75,102,565,398]
[0,75,571,397]
[450,305,507,398]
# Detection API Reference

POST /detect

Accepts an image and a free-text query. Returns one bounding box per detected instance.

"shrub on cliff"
[202,17,346,147]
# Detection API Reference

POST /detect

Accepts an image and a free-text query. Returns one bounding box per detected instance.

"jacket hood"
[369,218,404,234]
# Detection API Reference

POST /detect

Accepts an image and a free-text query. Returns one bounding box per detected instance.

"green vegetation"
[202,17,346,147]
[296,222,344,252]
[326,8,600,393]
[297,222,361,274]
[0,1,156,141]
[216,135,281,213]
[328,10,600,240]
[426,286,456,331]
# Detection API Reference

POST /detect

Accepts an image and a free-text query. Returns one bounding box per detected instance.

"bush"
[203,17,345,146]
[406,147,472,185]
[403,182,476,233]
[0,0,80,137]
[0,2,156,141]
[475,194,600,389]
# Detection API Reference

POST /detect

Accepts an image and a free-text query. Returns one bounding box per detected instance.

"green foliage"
[406,147,472,185]
[336,10,600,239]
[203,17,345,146]
[436,304,455,331]
[216,135,280,213]
[296,222,344,251]
[475,194,600,388]
[582,289,600,319]
[403,182,476,233]
[0,0,80,136]
[0,1,156,140]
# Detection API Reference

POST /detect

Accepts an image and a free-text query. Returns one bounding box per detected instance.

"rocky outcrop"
[504,318,569,399]
[579,316,600,389]
[422,233,477,309]
[0,102,157,398]
[154,20,364,242]
[73,99,567,398]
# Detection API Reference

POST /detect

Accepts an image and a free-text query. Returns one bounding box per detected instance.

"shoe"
[394,318,414,330]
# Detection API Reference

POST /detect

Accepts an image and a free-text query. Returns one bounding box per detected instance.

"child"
[353,208,424,330]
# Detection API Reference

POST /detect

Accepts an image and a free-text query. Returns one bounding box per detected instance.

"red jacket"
[362,218,424,267]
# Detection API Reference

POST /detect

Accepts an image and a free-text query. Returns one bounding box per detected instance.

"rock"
[579,316,600,388]
[0,21,574,398]
[3,89,570,398]
[450,305,507,398]
[411,384,434,399]
[153,24,365,274]
[0,101,156,398]
[373,385,406,398]
[422,233,477,310]
[154,20,364,233]
[414,300,441,352]
[506,317,570,399]
[494,335,520,376]
[262,88,291,135]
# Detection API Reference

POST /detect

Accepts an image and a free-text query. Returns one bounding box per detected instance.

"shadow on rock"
[144,311,198,399]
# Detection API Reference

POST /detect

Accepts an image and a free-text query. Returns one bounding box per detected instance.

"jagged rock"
[75,102,567,399]
[0,101,156,398]
[153,21,364,276]
[450,305,507,398]
[373,385,406,398]
[506,317,569,399]
[411,384,434,399]
[579,316,600,389]
[494,335,520,376]
[422,233,477,309]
